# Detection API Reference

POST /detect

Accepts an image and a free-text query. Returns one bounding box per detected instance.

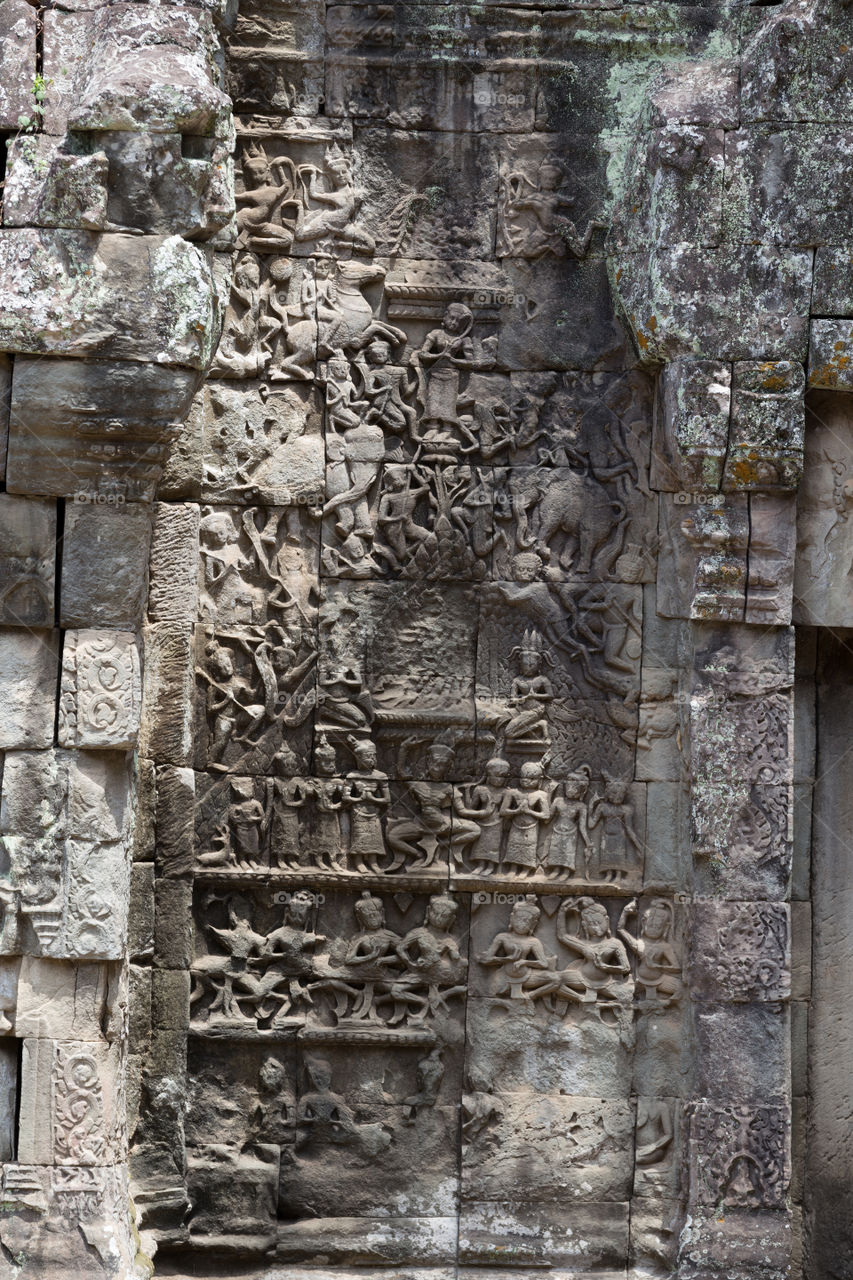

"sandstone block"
[0,628,59,749]
[149,503,200,627]
[0,231,220,369]
[0,493,56,628]
[7,358,199,502]
[60,501,152,630]
[59,630,142,750]
[0,0,36,129]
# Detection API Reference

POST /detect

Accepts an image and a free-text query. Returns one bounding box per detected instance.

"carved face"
[366,340,391,365]
[443,303,472,335]
[486,761,510,786]
[642,907,668,940]
[286,894,312,927]
[538,163,563,192]
[209,645,233,679]
[519,650,541,676]
[202,513,235,548]
[243,153,271,187]
[260,1058,286,1092]
[582,906,609,939]
[328,357,351,381]
[511,553,542,582]
[427,898,456,931]
[510,903,539,935]
[326,150,350,183]
[355,898,384,931]
[354,741,377,769]
[520,763,543,790]
[426,746,453,779]
[235,259,260,291]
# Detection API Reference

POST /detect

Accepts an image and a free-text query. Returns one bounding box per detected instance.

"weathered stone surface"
[66,4,232,137]
[615,244,812,365]
[656,359,731,493]
[58,630,142,750]
[140,625,195,764]
[0,494,56,628]
[7,358,199,501]
[2,138,109,232]
[149,502,200,627]
[0,629,59,749]
[808,318,853,391]
[0,0,35,129]
[0,231,221,368]
[0,0,841,1274]
[60,501,152,630]
[724,361,805,494]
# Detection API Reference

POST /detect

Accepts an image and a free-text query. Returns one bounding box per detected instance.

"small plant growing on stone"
[16,73,49,133]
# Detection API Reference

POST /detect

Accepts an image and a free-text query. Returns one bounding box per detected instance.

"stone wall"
[1,0,852,1277]
[0,1,234,1275]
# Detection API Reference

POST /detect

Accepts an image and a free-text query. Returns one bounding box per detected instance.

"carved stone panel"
[0,494,56,628]
[59,631,142,750]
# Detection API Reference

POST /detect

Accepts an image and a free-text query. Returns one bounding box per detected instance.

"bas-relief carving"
[0,751,133,961]
[138,68,693,1266]
[794,390,853,628]
[0,0,806,1269]
[190,889,468,1038]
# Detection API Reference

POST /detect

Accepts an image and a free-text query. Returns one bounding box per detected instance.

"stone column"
[0,4,234,1274]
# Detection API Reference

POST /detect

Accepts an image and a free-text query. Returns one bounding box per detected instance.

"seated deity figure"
[323,891,403,1023]
[291,144,376,254]
[502,629,555,746]
[387,741,480,870]
[476,896,558,1006]
[392,893,468,1021]
[236,143,299,251]
[296,1057,390,1156]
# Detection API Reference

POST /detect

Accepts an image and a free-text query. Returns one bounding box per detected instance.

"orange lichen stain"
[615,268,623,282]
[809,364,842,388]
[636,330,649,352]
[647,315,657,331]
[718,565,745,585]
[758,369,788,391]
[727,457,763,487]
